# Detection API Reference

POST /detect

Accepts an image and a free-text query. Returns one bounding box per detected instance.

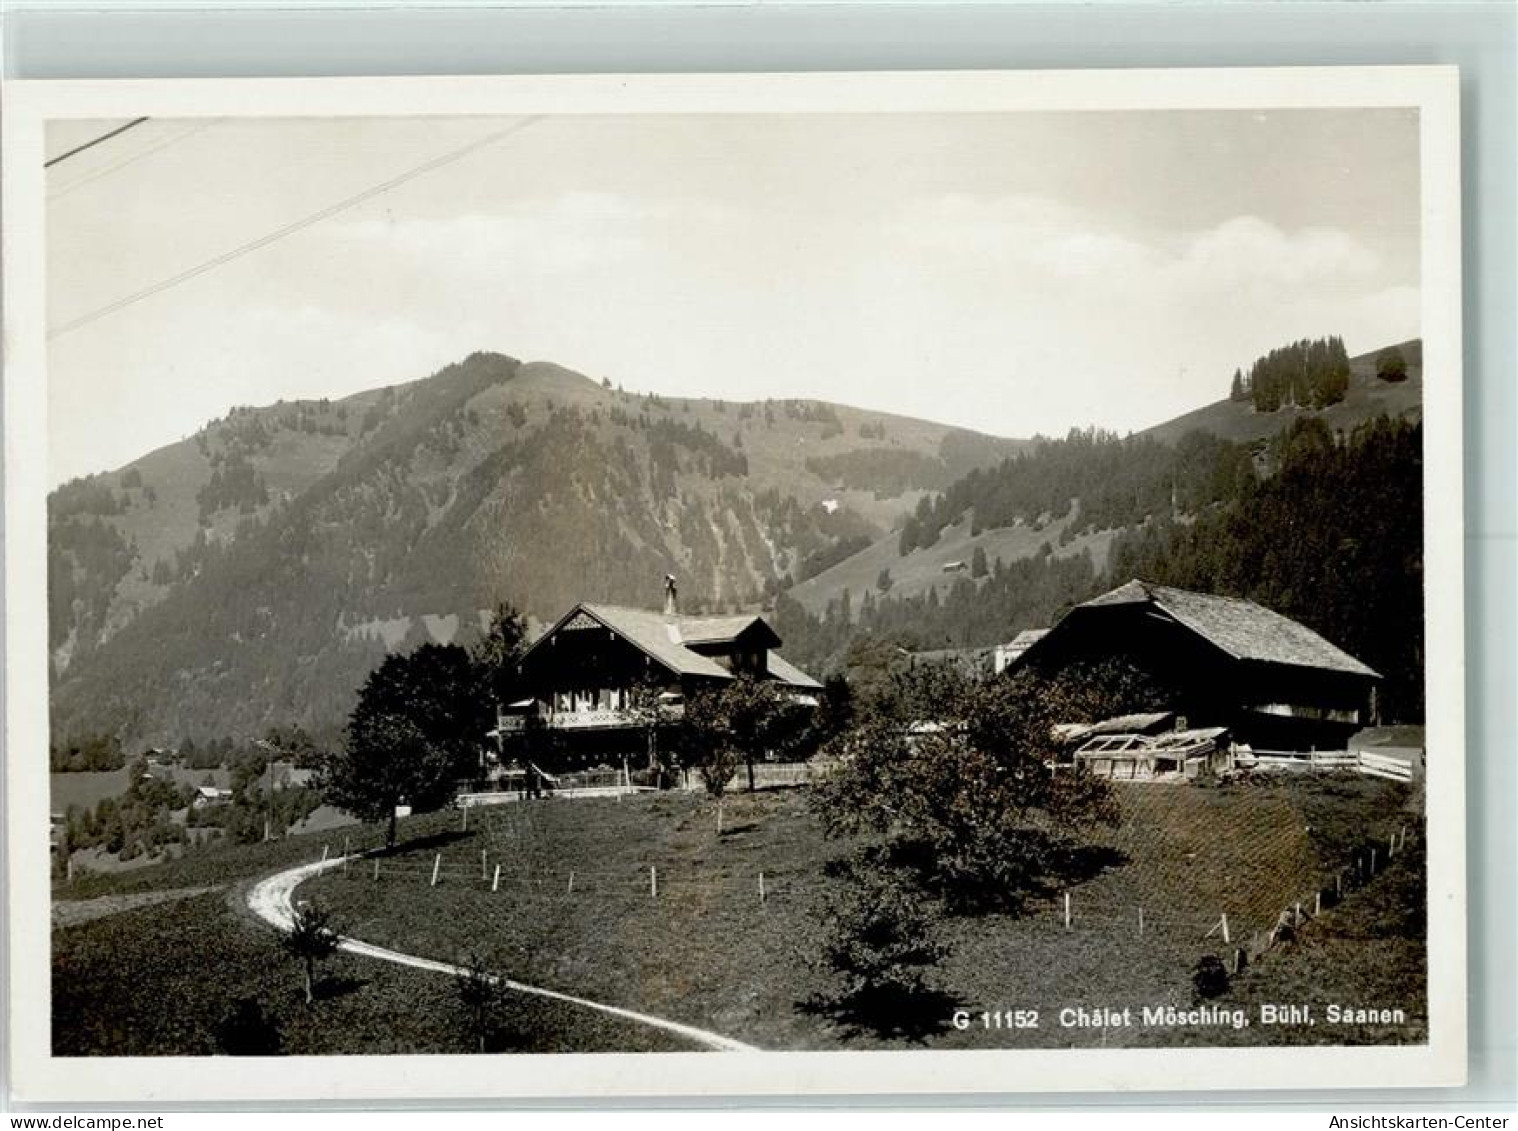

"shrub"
[1192,954,1230,999]
[813,855,948,1037]
[1375,347,1409,383]
[283,901,340,1005]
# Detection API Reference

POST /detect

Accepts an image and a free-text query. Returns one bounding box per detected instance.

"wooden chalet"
[1021,579,1382,751]
[493,578,822,773]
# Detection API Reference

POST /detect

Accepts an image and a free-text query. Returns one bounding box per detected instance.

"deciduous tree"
[319,642,492,845]
[813,665,1122,912]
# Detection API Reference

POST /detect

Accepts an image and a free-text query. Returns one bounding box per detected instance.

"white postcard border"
[3,67,1465,1102]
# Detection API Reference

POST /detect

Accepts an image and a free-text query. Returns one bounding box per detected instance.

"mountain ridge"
[49,351,1025,746]
[786,340,1423,618]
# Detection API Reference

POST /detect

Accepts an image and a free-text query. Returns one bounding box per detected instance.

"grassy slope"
[1125,836,1428,1048]
[49,769,132,812]
[1140,340,1423,448]
[788,511,1118,619]
[52,891,686,1055]
[789,340,1423,620]
[292,778,1416,1052]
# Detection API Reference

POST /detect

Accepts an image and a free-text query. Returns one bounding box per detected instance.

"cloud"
[897,193,1383,295]
[329,192,674,279]
[1175,215,1380,290]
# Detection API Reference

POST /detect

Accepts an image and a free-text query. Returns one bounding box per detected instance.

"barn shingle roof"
[1080,580,1380,678]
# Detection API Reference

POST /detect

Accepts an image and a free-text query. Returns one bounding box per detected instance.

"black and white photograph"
[3,69,1465,1100]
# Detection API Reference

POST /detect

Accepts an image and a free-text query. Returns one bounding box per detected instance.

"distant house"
[998,628,1050,671]
[494,577,822,772]
[1020,579,1381,751]
[941,560,968,573]
[905,630,1050,678]
[193,785,233,808]
[904,645,999,675]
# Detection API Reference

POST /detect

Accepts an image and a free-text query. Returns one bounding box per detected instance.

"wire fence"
[304,808,1420,969]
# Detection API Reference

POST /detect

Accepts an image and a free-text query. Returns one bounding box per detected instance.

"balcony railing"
[495,704,685,734]
[549,708,639,730]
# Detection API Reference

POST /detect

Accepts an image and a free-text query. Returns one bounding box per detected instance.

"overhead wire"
[48,115,541,342]
[43,117,149,168]
[49,120,220,202]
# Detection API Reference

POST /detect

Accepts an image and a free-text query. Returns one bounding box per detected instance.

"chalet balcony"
[493,703,685,734]
[548,708,642,731]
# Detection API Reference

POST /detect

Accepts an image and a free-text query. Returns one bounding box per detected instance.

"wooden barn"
[493,577,822,774]
[1021,579,1381,751]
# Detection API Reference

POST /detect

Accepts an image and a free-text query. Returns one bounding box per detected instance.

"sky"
[45,108,1421,486]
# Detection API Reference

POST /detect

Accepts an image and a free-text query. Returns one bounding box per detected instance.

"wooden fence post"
[1137,908,1144,938]
[431,853,441,887]
[1315,891,1322,917]
[1064,892,1071,930]
[1370,847,1377,875]
[342,837,351,873]
[1221,913,1230,944]
[492,864,501,893]
[1294,902,1302,927]
[567,870,575,895]
[321,844,329,864]
[481,849,488,880]
[373,858,379,881]
[650,866,658,899]
[462,805,468,832]
[1336,871,1343,898]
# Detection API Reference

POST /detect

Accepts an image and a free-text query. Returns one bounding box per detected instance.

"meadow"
[51,773,1422,1054]
[295,776,1419,1051]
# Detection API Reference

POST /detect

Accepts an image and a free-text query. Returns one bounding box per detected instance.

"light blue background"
[2,0,1513,1113]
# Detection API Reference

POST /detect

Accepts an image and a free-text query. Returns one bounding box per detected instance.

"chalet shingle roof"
[577,604,732,679]
[1081,580,1380,678]
[765,650,824,691]
[677,614,770,644]
[545,603,822,689]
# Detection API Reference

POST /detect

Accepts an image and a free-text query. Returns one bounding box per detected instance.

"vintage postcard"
[3,68,1465,1102]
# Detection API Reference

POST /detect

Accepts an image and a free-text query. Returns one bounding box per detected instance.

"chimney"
[663,574,678,617]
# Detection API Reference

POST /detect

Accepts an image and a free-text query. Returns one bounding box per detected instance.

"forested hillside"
[49,352,1021,748]
[49,333,1427,749]
[775,413,1425,723]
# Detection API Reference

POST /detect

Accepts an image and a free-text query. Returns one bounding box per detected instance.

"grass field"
[291,776,1419,1051]
[49,769,132,813]
[51,806,454,900]
[49,773,1421,1055]
[52,889,688,1055]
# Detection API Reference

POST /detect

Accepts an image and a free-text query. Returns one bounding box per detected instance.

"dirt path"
[52,885,223,929]
[246,856,758,1053]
